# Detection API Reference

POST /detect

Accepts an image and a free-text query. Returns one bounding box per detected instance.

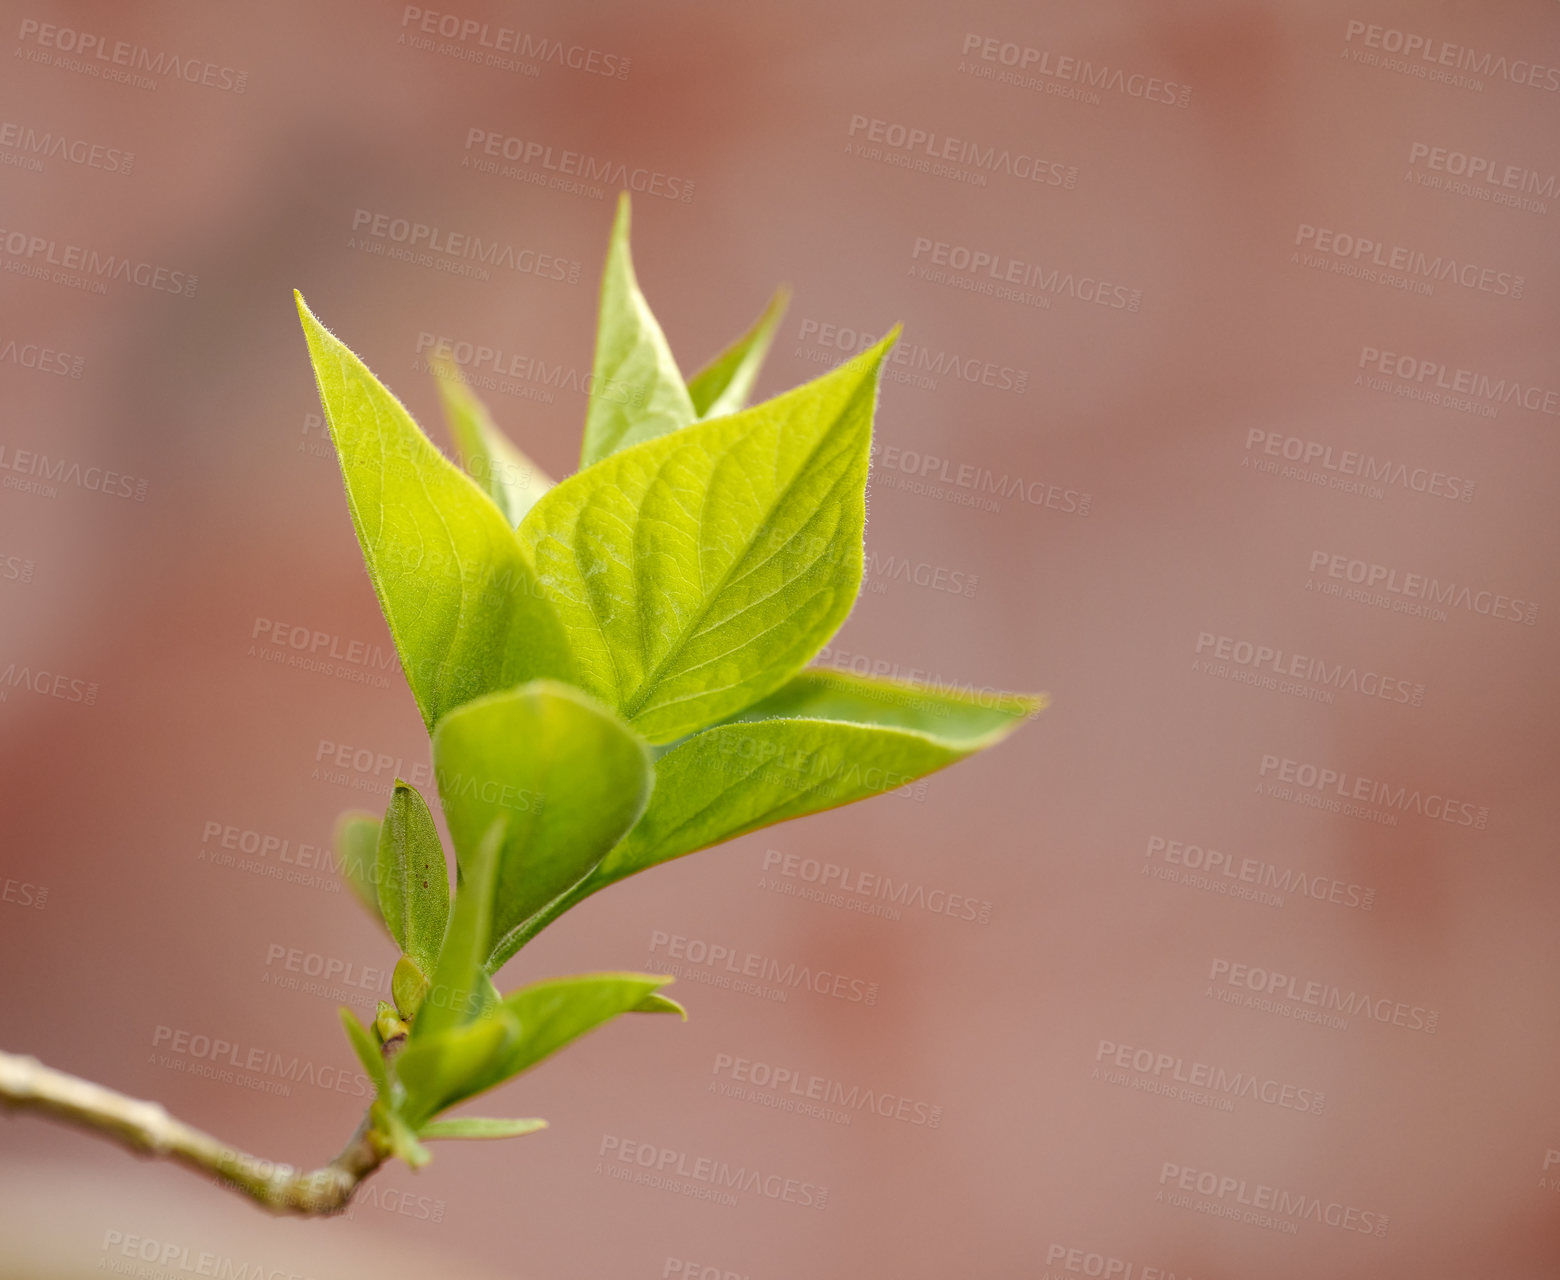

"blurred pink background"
[2,1,1559,1276]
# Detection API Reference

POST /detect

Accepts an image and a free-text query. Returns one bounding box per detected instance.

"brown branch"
[0,1049,388,1215]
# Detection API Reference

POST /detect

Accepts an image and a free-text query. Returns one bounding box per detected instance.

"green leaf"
[432,351,553,526]
[633,991,687,1018]
[587,668,1042,891]
[686,287,789,419]
[294,292,572,730]
[521,332,898,745]
[416,817,504,1039]
[417,1116,548,1141]
[431,681,653,972]
[376,782,449,977]
[492,973,680,1083]
[334,812,383,929]
[394,1007,521,1125]
[578,193,696,467]
[338,1007,389,1097]
[729,667,1046,737]
[397,973,678,1124]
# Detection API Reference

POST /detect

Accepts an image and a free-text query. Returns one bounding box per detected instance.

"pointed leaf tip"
[634,991,687,1020]
[687,285,793,420]
[293,298,572,728]
[579,190,695,466]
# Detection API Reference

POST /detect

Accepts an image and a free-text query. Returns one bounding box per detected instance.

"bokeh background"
[3,1,1559,1276]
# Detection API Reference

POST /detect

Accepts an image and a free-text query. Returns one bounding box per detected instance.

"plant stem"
[0,1049,388,1215]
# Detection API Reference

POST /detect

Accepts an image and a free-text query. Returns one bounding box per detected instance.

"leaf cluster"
[296,194,1044,1160]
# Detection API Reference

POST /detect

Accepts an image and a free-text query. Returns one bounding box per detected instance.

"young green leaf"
[431,680,654,972]
[582,669,1043,893]
[394,1006,521,1125]
[338,1007,390,1098]
[397,975,678,1124]
[521,332,898,745]
[432,351,553,526]
[295,293,573,730]
[490,973,681,1084]
[376,781,449,979]
[334,811,383,929]
[686,287,789,420]
[578,193,696,467]
[417,1116,547,1141]
[729,667,1045,735]
[416,817,504,1039]
[633,991,687,1018]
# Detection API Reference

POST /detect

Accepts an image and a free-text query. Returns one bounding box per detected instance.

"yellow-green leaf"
[295,292,572,730]
[521,333,898,745]
[578,193,695,466]
[686,287,789,419]
[432,351,552,526]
